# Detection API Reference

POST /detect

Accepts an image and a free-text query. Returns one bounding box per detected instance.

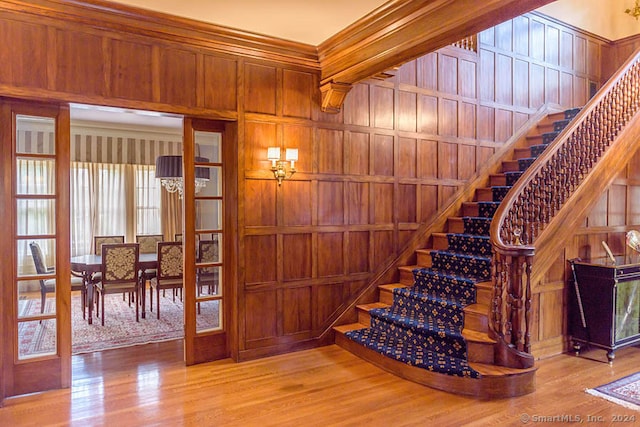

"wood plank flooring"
[1,340,639,426]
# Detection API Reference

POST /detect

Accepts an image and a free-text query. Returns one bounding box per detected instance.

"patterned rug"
[586,372,640,411]
[18,292,219,356]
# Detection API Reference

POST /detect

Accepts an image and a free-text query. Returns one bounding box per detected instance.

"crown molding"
[0,0,320,69]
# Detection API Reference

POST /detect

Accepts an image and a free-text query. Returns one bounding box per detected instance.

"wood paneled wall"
[0,3,619,361]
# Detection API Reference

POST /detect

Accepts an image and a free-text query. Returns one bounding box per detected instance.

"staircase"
[334,108,580,399]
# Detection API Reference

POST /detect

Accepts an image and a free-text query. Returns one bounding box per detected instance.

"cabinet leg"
[572,341,581,356]
[607,350,615,366]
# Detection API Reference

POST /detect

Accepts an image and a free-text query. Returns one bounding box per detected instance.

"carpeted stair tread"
[477,201,500,218]
[446,233,491,256]
[518,157,535,171]
[370,305,464,335]
[429,250,492,281]
[343,327,481,378]
[462,217,492,235]
[393,286,471,312]
[504,171,523,186]
[491,186,511,202]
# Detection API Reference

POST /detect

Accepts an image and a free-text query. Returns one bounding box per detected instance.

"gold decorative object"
[625,0,640,19]
[267,147,298,185]
[513,227,522,245]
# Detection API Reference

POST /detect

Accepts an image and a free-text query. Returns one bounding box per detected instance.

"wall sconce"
[155,155,210,198]
[267,147,298,185]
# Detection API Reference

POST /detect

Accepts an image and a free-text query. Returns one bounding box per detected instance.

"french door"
[182,118,236,364]
[0,100,71,398]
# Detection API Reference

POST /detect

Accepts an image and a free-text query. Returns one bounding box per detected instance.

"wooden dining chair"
[197,239,219,295]
[29,241,86,316]
[149,241,183,319]
[174,233,183,242]
[95,243,140,326]
[94,235,125,255]
[136,234,164,296]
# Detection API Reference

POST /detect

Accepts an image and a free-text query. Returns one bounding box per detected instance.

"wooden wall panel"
[343,83,370,126]
[318,182,344,225]
[244,63,276,114]
[438,54,458,94]
[397,91,417,132]
[283,124,313,173]
[317,128,344,174]
[159,48,197,106]
[110,39,153,101]
[317,233,344,277]
[374,184,393,223]
[347,132,370,175]
[55,30,105,96]
[0,20,48,89]
[245,180,276,226]
[245,121,276,171]
[347,182,369,225]
[245,235,277,284]
[204,56,237,111]
[372,86,394,129]
[283,69,313,119]
[373,135,394,176]
[418,95,438,134]
[282,234,312,281]
[283,181,312,226]
[283,287,312,334]
[314,283,345,329]
[348,232,369,273]
[245,291,278,341]
[398,184,417,223]
[398,137,416,178]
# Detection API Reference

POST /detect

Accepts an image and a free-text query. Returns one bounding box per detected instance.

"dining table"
[71,253,158,324]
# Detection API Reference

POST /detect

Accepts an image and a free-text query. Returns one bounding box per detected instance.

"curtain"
[70,163,163,256]
[16,159,56,274]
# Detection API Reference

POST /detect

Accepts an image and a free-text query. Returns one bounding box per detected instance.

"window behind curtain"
[135,165,161,235]
[70,162,161,256]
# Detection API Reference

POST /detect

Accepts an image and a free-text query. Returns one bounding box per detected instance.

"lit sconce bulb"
[285,148,298,169]
[267,147,281,168]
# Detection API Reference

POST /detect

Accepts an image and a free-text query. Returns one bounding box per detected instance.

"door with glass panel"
[0,101,71,397]
[182,118,235,364]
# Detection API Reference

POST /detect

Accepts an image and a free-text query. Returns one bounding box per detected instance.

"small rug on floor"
[19,293,219,355]
[586,372,640,411]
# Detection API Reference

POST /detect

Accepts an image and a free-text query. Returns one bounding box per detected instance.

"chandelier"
[155,155,210,198]
[625,0,640,19]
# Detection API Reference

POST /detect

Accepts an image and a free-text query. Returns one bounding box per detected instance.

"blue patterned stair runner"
[343,109,578,380]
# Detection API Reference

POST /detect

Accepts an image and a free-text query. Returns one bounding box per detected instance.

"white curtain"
[16,159,56,274]
[70,162,162,256]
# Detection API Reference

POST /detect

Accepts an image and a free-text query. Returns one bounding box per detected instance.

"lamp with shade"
[155,155,210,198]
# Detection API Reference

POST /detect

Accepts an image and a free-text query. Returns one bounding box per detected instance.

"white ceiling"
[107,0,388,45]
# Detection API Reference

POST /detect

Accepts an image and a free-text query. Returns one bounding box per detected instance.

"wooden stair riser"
[475,188,493,202]
[415,250,432,267]
[489,174,507,187]
[464,306,489,333]
[467,341,495,364]
[447,217,464,233]
[432,233,448,250]
[501,160,520,172]
[514,147,532,159]
[475,284,492,306]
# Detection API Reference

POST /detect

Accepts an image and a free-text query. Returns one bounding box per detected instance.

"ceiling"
[72,0,640,128]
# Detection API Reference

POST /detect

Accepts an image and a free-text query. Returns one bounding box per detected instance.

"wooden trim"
[0,0,319,70]
[318,0,556,88]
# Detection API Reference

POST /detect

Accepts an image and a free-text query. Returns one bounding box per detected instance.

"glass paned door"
[183,118,234,365]
[1,101,72,397]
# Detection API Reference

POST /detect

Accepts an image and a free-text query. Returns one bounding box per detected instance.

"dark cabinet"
[569,256,640,365]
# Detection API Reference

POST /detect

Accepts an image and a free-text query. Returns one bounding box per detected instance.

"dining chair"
[197,239,219,296]
[94,235,125,255]
[29,241,86,316]
[136,234,164,295]
[174,233,183,242]
[95,243,140,325]
[149,241,183,319]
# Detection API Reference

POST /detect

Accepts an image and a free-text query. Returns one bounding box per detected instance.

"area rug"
[586,372,640,411]
[18,292,220,355]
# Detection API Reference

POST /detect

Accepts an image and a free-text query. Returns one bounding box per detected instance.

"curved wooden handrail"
[489,47,640,368]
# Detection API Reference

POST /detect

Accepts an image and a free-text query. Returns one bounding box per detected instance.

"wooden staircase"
[333,109,577,399]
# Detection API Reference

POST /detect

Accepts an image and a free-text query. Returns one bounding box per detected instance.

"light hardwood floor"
[1,341,639,426]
